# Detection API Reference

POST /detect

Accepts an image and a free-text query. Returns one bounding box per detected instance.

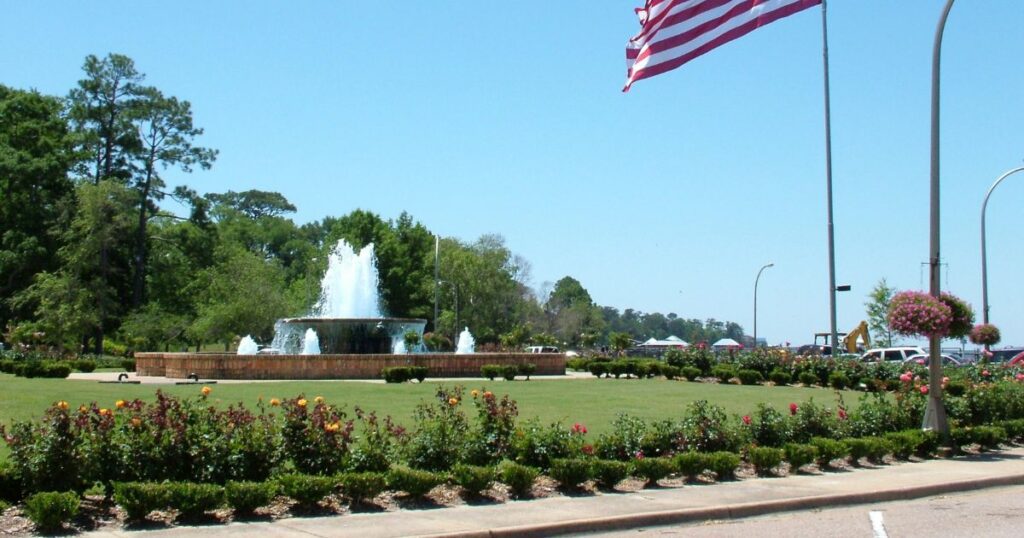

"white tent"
[712,338,742,350]
[639,335,690,348]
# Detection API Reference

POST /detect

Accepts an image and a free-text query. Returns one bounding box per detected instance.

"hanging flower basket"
[969,323,1001,346]
[887,291,952,338]
[940,292,975,339]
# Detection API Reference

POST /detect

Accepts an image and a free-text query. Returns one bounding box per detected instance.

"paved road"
[592,485,1024,538]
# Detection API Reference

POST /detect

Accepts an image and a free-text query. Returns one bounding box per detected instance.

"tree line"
[1,53,745,355]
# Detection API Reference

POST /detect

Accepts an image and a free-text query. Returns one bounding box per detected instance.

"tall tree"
[866,278,895,347]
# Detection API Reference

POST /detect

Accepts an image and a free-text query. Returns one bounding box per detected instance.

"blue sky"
[3,1,1023,348]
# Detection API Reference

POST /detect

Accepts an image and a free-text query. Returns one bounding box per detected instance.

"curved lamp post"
[981,166,1024,328]
[753,263,774,349]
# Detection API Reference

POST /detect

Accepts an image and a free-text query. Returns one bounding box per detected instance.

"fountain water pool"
[301,328,321,355]
[455,327,476,355]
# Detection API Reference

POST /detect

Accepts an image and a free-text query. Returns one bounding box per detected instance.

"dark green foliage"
[496,460,538,499]
[0,462,22,502]
[768,369,791,386]
[74,359,96,373]
[798,372,819,386]
[828,372,849,390]
[276,474,336,507]
[548,458,592,490]
[337,472,387,504]
[747,446,784,476]
[969,426,1008,451]
[450,464,494,495]
[386,466,444,497]
[882,431,922,460]
[121,359,136,372]
[737,369,763,386]
[865,438,894,464]
[673,452,709,481]
[843,438,874,464]
[225,481,277,515]
[407,387,469,471]
[782,443,818,471]
[945,379,967,397]
[591,459,629,489]
[587,361,608,378]
[481,364,501,381]
[630,457,676,484]
[113,482,173,521]
[565,358,589,371]
[501,364,519,381]
[679,400,743,453]
[999,419,1024,441]
[382,366,413,383]
[23,491,80,532]
[510,419,576,469]
[518,363,536,380]
[809,437,849,468]
[411,366,428,382]
[659,364,680,380]
[711,364,736,383]
[707,452,740,481]
[749,403,791,447]
[681,366,702,381]
[169,482,224,519]
[12,361,72,378]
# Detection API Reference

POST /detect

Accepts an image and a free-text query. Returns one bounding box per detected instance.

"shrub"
[681,366,702,381]
[281,395,354,475]
[707,452,740,481]
[915,429,940,458]
[277,473,336,507]
[659,365,681,380]
[809,437,849,468]
[748,446,784,476]
[945,379,968,397]
[481,364,501,381]
[673,452,708,481]
[382,367,411,383]
[782,443,818,472]
[451,464,494,496]
[828,372,849,390]
[591,460,629,490]
[999,419,1024,442]
[630,457,676,485]
[843,438,873,464]
[337,472,387,504]
[588,361,608,378]
[548,458,592,490]
[74,359,97,373]
[679,400,743,453]
[386,466,444,497]
[518,363,536,380]
[748,403,791,448]
[565,358,590,371]
[711,364,736,383]
[883,431,922,460]
[411,366,428,382]
[169,482,224,519]
[970,426,1008,451]
[23,491,80,532]
[865,438,894,464]
[798,372,819,386]
[121,358,136,372]
[0,462,22,502]
[608,361,628,379]
[768,369,791,386]
[501,365,519,381]
[0,359,15,373]
[496,460,538,499]
[225,481,277,515]
[113,482,172,521]
[737,369,763,386]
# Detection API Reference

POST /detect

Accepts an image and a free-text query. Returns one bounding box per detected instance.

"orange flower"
[483,391,493,398]
[201,386,212,396]
[131,417,142,428]
[99,408,111,416]
[448,397,459,406]
[270,398,281,407]
[314,396,325,404]
[56,401,69,411]
[115,399,126,409]
[297,398,308,408]
[471,390,480,398]
[78,405,88,414]
[325,421,340,432]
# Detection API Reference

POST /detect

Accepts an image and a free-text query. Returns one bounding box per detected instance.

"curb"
[425,472,1024,538]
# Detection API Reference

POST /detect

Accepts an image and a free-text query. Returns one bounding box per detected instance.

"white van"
[526,345,560,354]
[860,346,926,363]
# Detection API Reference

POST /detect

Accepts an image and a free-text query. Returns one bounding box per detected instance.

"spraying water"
[313,240,383,318]
[237,335,259,355]
[393,339,408,354]
[455,327,476,355]
[301,328,321,355]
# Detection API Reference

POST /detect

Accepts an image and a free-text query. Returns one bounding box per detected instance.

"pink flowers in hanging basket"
[887,290,975,339]
[969,323,1001,346]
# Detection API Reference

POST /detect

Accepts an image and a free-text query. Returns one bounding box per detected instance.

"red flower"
[634,450,645,460]
[789,403,798,415]
[582,444,595,456]
[572,422,588,435]
[742,415,752,425]
[838,408,848,420]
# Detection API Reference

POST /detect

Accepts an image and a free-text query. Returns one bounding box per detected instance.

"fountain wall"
[135,352,565,380]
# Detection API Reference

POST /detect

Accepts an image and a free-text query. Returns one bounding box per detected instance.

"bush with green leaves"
[659,364,681,380]
[281,395,354,476]
[23,491,80,532]
[630,456,676,485]
[276,473,336,508]
[381,366,411,383]
[450,464,494,496]
[828,372,850,390]
[225,480,278,515]
[481,364,501,381]
[588,361,608,378]
[789,399,846,443]
[882,431,923,460]
[591,459,629,490]
[673,452,708,481]
[843,438,885,465]
[967,426,1007,451]
[113,482,173,521]
[711,364,736,383]
[386,466,445,497]
[510,419,579,469]
[496,460,538,498]
[337,472,387,504]
[809,437,849,468]
[549,458,592,490]
[737,369,763,386]
[707,452,740,481]
[518,363,536,380]
[678,400,743,453]
[565,358,590,371]
[747,446,784,476]
[169,482,224,519]
[768,369,791,386]
[782,443,818,471]
[0,462,22,502]
[748,403,791,447]
[681,366,702,381]
[121,358,137,372]
[798,372,819,386]
[501,365,519,381]
[74,359,97,373]
[406,387,470,471]
[999,419,1024,441]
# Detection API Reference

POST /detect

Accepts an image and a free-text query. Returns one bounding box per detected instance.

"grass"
[0,373,863,461]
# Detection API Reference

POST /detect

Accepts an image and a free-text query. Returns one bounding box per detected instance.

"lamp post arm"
[981,165,1024,325]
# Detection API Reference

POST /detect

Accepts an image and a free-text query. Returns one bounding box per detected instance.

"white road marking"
[869,511,888,538]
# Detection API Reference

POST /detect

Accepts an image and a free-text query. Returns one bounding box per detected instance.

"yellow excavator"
[842,321,870,354]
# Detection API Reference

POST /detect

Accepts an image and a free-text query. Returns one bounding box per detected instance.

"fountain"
[301,328,321,355]
[455,327,476,355]
[269,240,426,354]
[237,335,259,355]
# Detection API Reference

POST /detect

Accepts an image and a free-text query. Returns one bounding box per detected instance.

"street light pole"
[924,0,956,436]
[753,263,774,349]
[981,166,1024,329]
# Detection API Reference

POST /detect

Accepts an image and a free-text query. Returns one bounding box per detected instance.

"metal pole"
[924,0,956,436]
[433,236,439,332]
[821,0,840,354]
[754,263,774,349]
[981,166,1024,328]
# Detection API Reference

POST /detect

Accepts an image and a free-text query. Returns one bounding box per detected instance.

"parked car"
[1007,351,1024,367]
[526,345,559,354]
[860,346,927,363]
[988,347,1024,364]
[903,353,962,367]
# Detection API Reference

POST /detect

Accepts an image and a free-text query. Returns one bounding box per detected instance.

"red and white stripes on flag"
[624,0,821,91]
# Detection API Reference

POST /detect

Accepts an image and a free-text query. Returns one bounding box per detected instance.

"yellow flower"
[99,408,111,416]
[324,421,340,432]
[314,396,325,404]
[270,398,281,407]
[115,400,126,409]
[297,398,308,408]
[56,401,69,411]
[448,397,459,406]
[201,386,212,396]
[471,390,480,398]
[131,417,142,428]
[78,405,88,414]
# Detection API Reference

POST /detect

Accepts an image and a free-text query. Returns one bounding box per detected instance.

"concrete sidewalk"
[84,447,1024,538]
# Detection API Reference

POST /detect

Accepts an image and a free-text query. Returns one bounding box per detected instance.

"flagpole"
[820,0,839,353]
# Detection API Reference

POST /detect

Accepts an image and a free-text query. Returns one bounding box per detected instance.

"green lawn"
[0,373,862,433]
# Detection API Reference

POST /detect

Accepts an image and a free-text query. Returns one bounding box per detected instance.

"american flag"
[624,0,822,91]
